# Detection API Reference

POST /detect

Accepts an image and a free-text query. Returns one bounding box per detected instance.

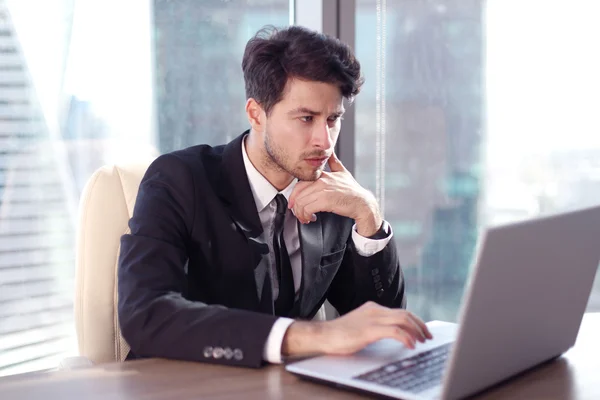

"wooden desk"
[1,313,598,400]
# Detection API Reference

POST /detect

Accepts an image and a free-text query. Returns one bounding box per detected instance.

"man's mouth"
[305,157,328,167]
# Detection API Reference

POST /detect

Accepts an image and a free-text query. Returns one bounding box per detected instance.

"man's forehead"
[284,81,343,101]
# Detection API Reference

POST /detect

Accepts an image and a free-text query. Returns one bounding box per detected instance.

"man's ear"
[245,98,265,132]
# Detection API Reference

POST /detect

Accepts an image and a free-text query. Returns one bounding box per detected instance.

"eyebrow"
[287,107,345,117]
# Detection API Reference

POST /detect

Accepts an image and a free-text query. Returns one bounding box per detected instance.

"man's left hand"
[288,153,383,237]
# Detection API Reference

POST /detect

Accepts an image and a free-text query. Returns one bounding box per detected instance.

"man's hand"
[288,153,383,237]
[281,302,433,357]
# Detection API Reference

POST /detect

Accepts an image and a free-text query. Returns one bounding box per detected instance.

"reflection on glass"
[0,0,78,377]
[153,0,289,151]
[0,0,289,376]
[355,0,600,322]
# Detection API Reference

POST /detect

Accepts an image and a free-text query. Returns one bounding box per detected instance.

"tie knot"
[274,193,288,215]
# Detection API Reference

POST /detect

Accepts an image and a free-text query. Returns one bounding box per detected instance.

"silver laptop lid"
[442,205,600,399]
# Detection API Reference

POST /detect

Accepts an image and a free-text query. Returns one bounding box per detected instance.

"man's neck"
[245,132,294,192]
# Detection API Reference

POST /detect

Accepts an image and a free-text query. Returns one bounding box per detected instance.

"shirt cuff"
[263,317,295,364]
[351,220,393,257]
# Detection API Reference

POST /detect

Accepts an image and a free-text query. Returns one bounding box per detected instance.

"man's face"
[262,79,344,181]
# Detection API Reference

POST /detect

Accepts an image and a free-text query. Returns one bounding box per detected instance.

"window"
[2,0,598,378]
[0,0,289,376]
[354,0,600,322]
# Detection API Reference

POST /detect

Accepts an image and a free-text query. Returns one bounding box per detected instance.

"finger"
[294,192,323,223]
[403,312,433,340]
[301,198,330,223]
[360,300,384,311]
[370,326,416,350]
[289,181,314,209]
[375,311,426,343]
[327,152,347,173]
[398,311,431,341]
[294,181,324,203]
[391,328,417,350]
[295,194,330,224]
[397,313,428,342]
[372,307,431,341]
[293,183,328,221]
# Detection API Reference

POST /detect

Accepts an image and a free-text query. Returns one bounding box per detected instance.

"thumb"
[327,153,346,173]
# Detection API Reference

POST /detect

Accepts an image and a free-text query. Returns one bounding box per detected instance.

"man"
[118,25,432,368]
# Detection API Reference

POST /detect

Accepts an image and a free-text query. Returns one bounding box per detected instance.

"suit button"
[377,288,384,298]
[203,346,213,358]
[375,281,383,290]
[371,268,379,276]
[233,349,244,361]
[224,348,233,360]
[213,347,224,359]
[373,274,381,283]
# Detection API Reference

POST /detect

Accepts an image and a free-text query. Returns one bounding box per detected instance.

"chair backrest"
[75,163,149,363]
[74,163,328,364]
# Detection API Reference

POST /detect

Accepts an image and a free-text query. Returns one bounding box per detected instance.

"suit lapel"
[216,131,273,314]
[217,131,263,239]
[298,217,323,316]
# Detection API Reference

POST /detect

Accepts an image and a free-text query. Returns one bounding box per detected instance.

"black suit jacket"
[118,132,406,368]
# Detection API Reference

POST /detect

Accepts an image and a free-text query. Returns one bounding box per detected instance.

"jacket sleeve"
[326,236,406,315]
[118,154,278,368]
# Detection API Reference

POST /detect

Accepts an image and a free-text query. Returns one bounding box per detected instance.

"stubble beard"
[263,127,322,182]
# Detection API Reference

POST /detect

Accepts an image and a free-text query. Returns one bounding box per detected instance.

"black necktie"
[273,194,295,316]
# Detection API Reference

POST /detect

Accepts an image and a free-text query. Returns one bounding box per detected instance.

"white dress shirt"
[240,138,393,363]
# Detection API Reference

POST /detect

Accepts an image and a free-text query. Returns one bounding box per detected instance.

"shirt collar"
[241,136,297,212]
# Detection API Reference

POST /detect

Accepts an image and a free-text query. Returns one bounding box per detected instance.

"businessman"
[118,25,432,368]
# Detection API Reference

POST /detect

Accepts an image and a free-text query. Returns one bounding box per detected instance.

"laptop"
[286,205,600,399]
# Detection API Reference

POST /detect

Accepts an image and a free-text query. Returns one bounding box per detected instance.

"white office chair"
[72,162,327,366]
[74,163,150,364]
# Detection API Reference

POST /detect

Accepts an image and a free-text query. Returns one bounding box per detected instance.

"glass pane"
[354,0,600,322]
[1,0,78,377]
[154,0,289,151]
[0,0,288,377]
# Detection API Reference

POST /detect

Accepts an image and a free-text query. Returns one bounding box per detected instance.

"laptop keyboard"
[354,343,453,394]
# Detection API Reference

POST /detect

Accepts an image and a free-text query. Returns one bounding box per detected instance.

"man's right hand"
[281,302,433,358]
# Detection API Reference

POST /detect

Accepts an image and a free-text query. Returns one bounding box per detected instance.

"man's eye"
[300,116,313,123]
[328,116,342,122]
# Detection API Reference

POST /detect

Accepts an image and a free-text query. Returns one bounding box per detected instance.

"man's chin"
[294,168,322,182]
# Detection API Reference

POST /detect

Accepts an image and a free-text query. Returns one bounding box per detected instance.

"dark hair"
[242,25,364,115]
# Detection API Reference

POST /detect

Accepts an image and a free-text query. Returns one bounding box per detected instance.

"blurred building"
[152,0,288,152]
[0,2,76,376]
[355,0,484,320]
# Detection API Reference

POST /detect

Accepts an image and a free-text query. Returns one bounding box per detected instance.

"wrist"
[354,197,383,237]
[282,321,327,357]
